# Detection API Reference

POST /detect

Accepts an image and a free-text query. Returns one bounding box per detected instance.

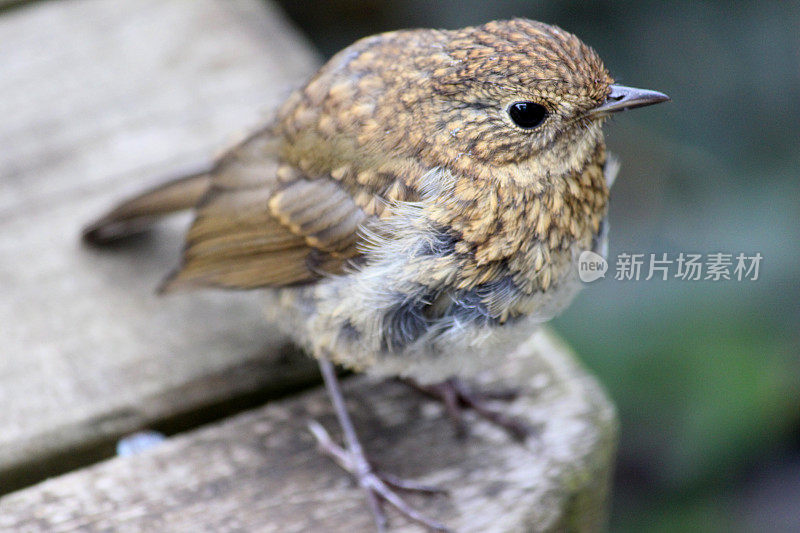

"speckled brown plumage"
[84,13,672,382]
[155,21,610,298]
[84,18,668,531]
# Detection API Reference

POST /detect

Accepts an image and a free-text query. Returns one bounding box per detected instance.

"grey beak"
[591,84,670,116]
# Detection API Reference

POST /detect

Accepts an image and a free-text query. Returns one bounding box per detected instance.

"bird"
[83,18,669,532]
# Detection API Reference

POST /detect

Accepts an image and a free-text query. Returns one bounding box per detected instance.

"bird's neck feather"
[421,134,609,292]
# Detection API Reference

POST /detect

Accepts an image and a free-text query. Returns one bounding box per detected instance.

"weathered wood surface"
[0,0,617,530]
[0,0,320,492]
[0,331,616,533]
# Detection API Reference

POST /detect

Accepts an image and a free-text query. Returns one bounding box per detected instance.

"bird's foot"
[308,420,450,533]
[405,377,530,441]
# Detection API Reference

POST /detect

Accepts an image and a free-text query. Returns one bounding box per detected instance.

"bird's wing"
[161,130,370,292]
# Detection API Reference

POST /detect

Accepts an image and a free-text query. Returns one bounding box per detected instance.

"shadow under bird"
[83,18,668,532]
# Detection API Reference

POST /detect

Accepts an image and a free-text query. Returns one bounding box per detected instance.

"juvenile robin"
[84,18,668,532]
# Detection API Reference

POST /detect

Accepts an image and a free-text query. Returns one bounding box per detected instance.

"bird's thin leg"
[310,359,451,532]
[403,378,466,438]
[450,379,529,441]
[404,377,531,441]
[319,358,367,467]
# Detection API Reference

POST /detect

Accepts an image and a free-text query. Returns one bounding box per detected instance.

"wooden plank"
[0,0,320,492]
[0,331,617,532]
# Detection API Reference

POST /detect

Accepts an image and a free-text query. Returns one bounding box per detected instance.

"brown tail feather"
[82,169,213,245]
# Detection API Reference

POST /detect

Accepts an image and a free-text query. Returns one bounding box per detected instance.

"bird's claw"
[308,420,451,532]
[405,377,531,441]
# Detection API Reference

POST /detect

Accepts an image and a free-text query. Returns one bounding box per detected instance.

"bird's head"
[278,18,668,186]
[417,19,669,181]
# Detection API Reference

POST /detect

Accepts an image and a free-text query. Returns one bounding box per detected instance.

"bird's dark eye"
[508,102,547,129]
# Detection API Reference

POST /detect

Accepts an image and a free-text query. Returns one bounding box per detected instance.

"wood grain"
[0,0,319,492]
[0,331,616,532]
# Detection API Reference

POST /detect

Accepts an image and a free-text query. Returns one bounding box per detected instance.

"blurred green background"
[271,1,800,531]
